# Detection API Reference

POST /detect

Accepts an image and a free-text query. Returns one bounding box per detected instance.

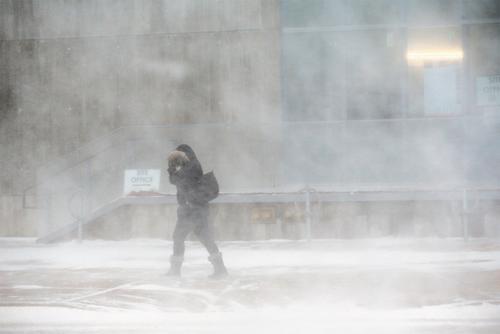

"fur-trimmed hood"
[175,144,199,163]
[168,150,189,166]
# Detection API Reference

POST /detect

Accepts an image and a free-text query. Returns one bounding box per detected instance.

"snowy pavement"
[1,238,500,333]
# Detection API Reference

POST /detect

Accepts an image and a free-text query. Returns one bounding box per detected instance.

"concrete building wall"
[0,0,281,236]
[1,1,500,239]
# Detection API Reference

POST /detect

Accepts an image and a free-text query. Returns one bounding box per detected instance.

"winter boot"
[208,252,228,279]
[167,255,183,277]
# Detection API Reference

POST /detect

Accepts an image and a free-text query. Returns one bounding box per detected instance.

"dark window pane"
[281,0,400,28]
[464,0,500,20]
[406,0,460,25]
[344,30,402,119]
[282,29,402,121]
[282,32,346,121]
[281,0,339,27]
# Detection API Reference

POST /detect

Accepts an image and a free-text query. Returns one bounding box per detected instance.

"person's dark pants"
[172,204,220,256]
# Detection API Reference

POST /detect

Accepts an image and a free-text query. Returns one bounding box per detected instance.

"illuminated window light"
[406,49,463,64]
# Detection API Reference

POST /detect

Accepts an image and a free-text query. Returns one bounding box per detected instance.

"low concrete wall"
[0,195,39,236]
[73,200,500,241]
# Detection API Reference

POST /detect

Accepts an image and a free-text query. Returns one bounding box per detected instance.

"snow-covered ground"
[1,238,500,333]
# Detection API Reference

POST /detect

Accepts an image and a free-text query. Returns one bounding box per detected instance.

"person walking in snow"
[166,144,228,278]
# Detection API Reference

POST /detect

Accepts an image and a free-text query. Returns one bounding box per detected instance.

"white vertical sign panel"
[424,64,459,114]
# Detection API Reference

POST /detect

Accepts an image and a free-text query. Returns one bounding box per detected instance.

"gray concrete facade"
[0,0,282,236]
[1,0,500,239]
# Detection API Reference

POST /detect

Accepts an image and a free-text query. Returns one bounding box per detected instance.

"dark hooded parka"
[168,144,206,207]
[168,144,220,256]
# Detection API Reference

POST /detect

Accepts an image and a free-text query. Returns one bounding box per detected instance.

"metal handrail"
[37,187,500,243]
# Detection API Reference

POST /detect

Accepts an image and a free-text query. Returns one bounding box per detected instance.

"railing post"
[462,188,469,242]
[77,218,82,243]
[80,159,92,243]
[78,179,84,244]
[44,191,52,239]
[305,186,312,242]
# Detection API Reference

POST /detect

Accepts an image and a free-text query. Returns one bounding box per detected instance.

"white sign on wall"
[476,75,500,106]
[124,169,161,195]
